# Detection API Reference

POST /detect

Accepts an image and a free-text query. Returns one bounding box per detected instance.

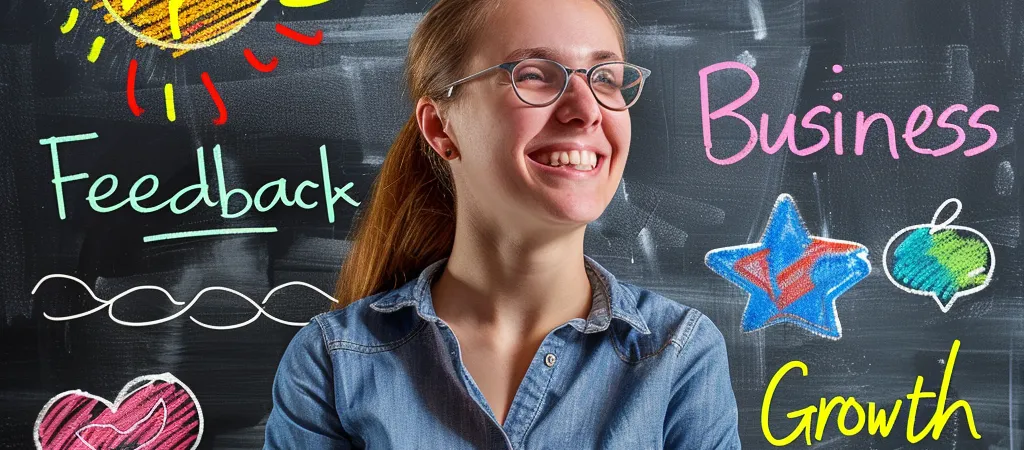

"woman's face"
[443,0,630,233]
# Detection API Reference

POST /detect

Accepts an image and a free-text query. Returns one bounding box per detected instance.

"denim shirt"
[264,255,741,449]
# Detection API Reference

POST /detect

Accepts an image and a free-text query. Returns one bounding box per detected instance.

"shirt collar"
[368,254,652,335]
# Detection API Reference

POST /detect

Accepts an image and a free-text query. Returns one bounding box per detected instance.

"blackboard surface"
[1,0,1021,448]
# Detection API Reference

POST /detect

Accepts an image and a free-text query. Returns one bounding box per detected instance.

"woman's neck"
[430,223,593,341]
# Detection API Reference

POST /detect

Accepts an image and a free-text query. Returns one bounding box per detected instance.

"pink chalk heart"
[34,373,203,450]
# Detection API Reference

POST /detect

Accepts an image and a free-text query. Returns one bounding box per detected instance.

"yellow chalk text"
[761,340,981,446]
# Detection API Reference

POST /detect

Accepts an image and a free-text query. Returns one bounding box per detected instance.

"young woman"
[264,0,741,448]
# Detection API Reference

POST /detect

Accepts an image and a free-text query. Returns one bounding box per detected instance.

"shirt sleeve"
[664,313,742,449]
[264,318,355,449]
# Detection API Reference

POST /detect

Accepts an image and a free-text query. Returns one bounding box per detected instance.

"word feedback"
[40,133,360,224]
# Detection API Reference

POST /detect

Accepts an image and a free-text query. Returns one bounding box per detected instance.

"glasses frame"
[440,58,652,111]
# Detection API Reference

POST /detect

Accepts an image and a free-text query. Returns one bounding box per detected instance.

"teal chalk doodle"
[882,198,995,313]
[891,228,990,302]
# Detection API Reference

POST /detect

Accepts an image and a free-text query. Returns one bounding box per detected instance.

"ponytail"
[331,114,456,309]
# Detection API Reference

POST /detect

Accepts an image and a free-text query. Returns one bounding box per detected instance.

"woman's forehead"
[474,0,623,64]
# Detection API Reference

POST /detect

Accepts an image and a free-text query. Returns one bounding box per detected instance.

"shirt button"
[544,353,556,367]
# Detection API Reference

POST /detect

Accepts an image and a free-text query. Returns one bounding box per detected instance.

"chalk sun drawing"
[32,274,337,330]
[98,0,269,56]
[883,198,995,313]
[34,373,203,450]
[704,194,871,340]
[57,0,328,124]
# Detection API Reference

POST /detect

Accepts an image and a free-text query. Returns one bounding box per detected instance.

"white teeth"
[541,150,598,170]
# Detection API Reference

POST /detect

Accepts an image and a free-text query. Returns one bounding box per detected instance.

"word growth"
[761,339,981,446]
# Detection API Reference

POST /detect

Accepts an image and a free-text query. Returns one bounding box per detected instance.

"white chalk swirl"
[32,274,337,330]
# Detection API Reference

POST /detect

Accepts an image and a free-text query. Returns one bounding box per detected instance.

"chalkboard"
[1,0,1021,448]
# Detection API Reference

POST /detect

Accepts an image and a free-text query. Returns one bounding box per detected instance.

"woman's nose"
[554,71,602,127]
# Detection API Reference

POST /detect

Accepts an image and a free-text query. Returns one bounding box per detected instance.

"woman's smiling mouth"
[526,143,608,178]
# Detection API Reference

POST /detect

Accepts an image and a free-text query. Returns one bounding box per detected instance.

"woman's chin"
[538,196,608,225]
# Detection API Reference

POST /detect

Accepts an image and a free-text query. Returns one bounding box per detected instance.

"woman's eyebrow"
[503,47,623,62]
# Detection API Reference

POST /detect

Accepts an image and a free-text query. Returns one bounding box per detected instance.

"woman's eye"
[515,70,546,82]
[593,71,619,86]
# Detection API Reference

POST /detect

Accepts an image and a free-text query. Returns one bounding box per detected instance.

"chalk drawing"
[705,193,871,340]
[98,0,270,57]
[244,48,279,73]
[57,0,328,125]
[746,0,768,40]
[275,23,325,46]
[75,399,167,449]
[200,72,227,125]
[280,0,331,6]
[163,83,175,122]
[60,9,79,34]
[87,37,105,63]
[34,373,203,450]
[32,275,336,330]
[126,59,144,116]
[883,198,995,313]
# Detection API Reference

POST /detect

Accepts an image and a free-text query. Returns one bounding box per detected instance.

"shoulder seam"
[312,313,333,352]
[669,308,705,355]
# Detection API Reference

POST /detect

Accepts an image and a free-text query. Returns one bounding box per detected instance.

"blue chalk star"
[704,194,871,340]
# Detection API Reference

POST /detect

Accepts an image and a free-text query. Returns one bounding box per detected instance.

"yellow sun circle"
[101,0,269,50]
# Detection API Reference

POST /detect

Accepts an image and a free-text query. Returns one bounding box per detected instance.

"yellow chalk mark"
[121,0,137,11]
[98,0,264,57]
[168,0,183,39]
[164,83,176,122]
[61,8,79,33]
[147,0,225,42]
[280,0,329,7]
[157,0,253,42]
[87,36,105,62]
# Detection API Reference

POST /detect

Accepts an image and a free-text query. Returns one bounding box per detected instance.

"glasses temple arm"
[442,64,503,98]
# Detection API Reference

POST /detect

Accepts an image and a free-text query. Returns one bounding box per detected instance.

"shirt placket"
[498,327,569,448]
[436,320,571,450]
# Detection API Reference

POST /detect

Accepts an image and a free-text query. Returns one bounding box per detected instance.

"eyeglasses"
[441,58,652,111]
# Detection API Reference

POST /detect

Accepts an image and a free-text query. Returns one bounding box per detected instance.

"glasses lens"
[591,63,644,110]
[511,59,566,105]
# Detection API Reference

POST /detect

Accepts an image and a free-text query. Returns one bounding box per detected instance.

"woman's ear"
[415,97,458,159]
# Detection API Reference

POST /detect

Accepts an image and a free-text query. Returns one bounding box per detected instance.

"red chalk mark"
[201,72,227,125]
[183,21,205,36]
[243,48,278,73]
[774,258,814,310]
[127,59,144,116]
[775,240,863,309]
[275,23,323,46]
[735,249,773,300]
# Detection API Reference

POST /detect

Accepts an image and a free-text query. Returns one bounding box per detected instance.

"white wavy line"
[32,274,337,330]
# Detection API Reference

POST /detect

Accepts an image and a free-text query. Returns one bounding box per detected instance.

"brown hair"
[332,0,630,310]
